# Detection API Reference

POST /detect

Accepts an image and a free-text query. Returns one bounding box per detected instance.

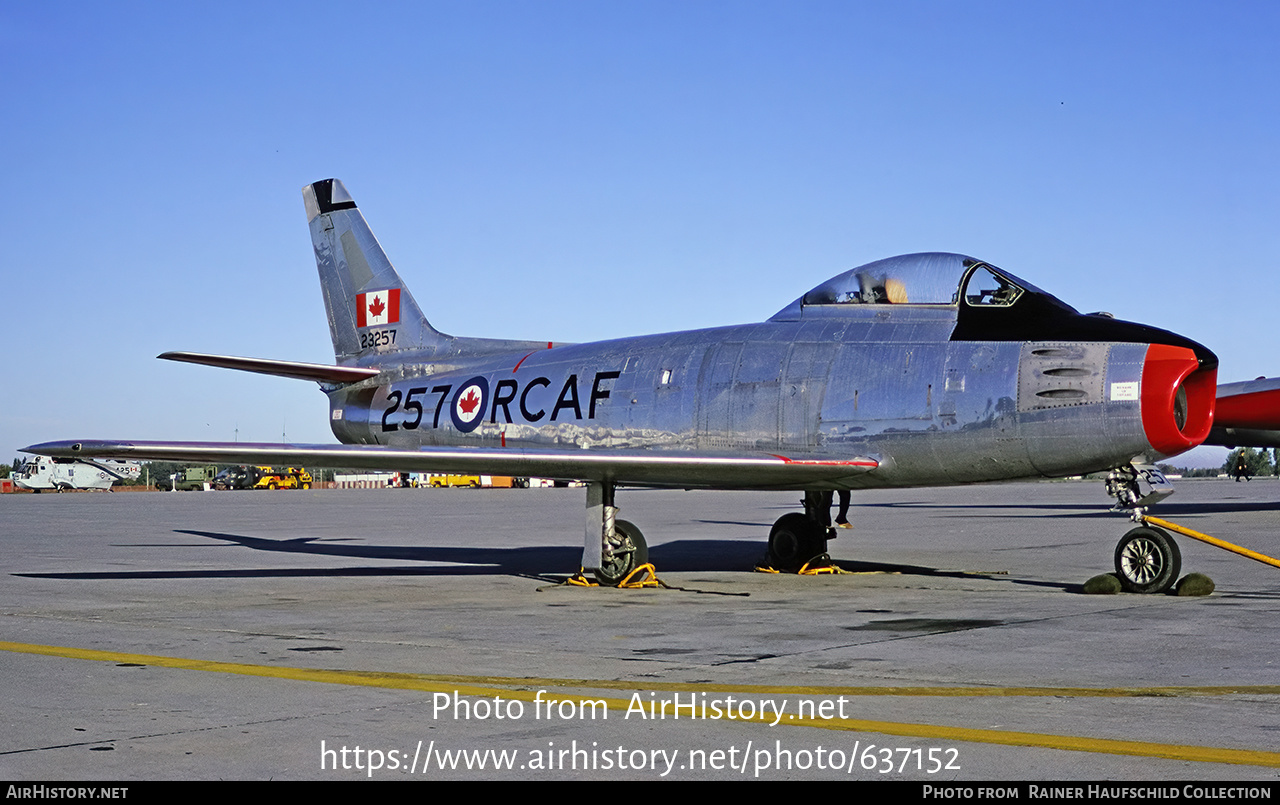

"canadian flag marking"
[356,289,400,328]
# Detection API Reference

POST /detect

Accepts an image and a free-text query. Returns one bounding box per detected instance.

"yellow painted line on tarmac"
[363,674,1280,699]
[4,639,1280,768]
[4,639,1274,699]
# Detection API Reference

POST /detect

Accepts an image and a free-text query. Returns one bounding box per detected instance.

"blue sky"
[3,1,1277,468]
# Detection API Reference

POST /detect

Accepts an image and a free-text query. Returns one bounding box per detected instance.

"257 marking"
[381,385,453,432]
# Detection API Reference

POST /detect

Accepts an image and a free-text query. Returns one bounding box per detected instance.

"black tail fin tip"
[303,179,357,223]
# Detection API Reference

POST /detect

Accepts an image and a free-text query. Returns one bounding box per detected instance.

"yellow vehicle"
[428,474,481,488]
[251,467,312,490]
[251,467,290,490]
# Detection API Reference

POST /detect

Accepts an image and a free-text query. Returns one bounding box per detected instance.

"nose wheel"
[1114,526,1181,594]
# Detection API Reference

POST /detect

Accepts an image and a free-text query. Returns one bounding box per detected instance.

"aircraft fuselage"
[330,309,1209,490]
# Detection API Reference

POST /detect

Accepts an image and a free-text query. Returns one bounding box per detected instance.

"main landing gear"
[583,482,649,586]
[767,490,835,570]
[597,519,649,585]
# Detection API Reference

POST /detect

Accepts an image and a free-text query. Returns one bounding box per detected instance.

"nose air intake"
[1141,344,1216,457]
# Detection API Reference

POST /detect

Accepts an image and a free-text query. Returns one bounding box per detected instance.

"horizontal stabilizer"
[158,352,380,384]
[22,440,879,490]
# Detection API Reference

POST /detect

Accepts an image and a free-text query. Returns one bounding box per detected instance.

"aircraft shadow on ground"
[11,528,1080,591]
[14,529,761,580]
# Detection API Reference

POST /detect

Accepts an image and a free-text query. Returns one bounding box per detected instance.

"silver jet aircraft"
[24,180,1220,592]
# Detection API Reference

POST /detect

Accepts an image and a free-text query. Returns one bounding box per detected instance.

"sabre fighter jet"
[23,180,1219,592]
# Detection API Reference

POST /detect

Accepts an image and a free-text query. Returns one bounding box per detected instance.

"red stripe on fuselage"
[768,454,879,467]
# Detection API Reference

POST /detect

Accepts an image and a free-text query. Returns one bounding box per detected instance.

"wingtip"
[21,440,81,456]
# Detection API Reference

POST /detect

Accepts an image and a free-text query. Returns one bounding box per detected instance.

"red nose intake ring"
[1140,344,1216,457]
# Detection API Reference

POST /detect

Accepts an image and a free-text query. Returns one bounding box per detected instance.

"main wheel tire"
[594,519,649,586]
[1114,526,1181,594]
[768,513,827,569]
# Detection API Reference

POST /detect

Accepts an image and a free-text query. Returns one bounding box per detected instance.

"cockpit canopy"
[763,251,1217,372]
[770,252,1053,321]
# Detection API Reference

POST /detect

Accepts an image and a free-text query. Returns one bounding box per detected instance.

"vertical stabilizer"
[303,179,448,363]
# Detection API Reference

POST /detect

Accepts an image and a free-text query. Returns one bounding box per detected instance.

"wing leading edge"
[21,440,878,490]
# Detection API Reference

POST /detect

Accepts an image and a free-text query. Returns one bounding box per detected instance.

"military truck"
[169,465,218,491]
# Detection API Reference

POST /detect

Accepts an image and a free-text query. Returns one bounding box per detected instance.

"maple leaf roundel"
[449,377,490,433]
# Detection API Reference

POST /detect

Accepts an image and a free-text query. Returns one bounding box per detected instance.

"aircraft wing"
[21,440,879,490]
[1206,378,1280,448]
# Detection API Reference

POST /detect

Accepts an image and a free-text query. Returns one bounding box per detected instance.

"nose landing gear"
[1104,464,1182,594]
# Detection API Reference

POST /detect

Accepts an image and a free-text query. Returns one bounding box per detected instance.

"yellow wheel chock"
[755,554,848,575]
[798,555,848,575]
[617,563,662,588]
[562,563,665,589]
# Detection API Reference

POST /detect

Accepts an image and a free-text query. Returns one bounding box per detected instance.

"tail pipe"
[1140,344,1216,457]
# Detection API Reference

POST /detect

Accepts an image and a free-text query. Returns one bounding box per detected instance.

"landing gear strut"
[584,482,649,586]
[767,491,831,570]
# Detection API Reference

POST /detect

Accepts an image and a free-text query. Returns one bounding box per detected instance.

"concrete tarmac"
[2,479,1280,781]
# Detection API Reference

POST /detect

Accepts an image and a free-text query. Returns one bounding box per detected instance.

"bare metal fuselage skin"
[331,319,1171,489]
